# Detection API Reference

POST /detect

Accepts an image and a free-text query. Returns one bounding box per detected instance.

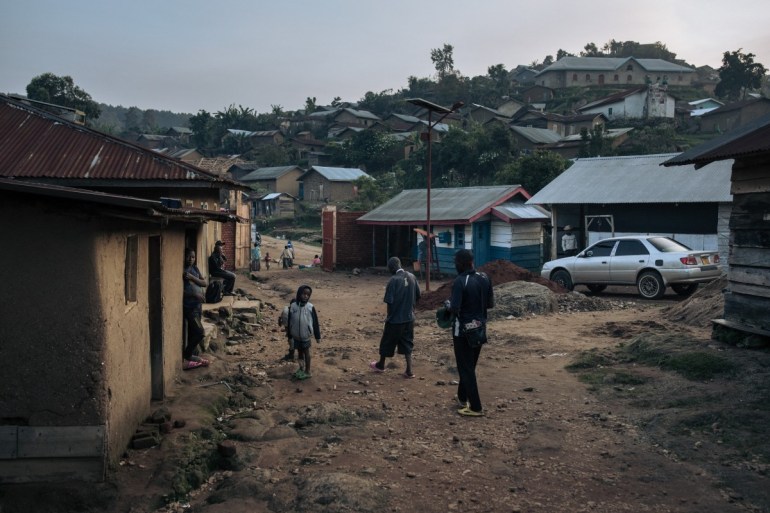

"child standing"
[264,251,271,271]
[286,284,321,379]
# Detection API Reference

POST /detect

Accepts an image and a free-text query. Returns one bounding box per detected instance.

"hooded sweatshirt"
[287,284,321,342]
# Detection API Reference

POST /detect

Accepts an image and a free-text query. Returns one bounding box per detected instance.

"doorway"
[148,235,164,400]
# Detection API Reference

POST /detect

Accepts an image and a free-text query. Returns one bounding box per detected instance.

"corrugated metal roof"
[240,165,301,181]
[663,112,770,167]
[0,178,238,223]
[578,86,648,111]
[0,94,235,186]
[492,203,550,222]
[537,57,694,74]
[527,153,733,205]
[305,166,371,182]
[509,126,563,144]
[358,185,526,224]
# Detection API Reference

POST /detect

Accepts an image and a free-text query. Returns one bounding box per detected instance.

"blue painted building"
[356,185,549,274]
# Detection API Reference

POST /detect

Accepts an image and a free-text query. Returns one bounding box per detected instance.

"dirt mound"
[418,259,566,310]
[662,275,727,328]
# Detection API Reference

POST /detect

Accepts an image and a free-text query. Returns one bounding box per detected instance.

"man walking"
[369,257,421,378]
[450,249,494,416]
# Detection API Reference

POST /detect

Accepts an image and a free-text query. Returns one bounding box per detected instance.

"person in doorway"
[182,248,210,370]
[449,249,493,417]
[561,225,578,257]
[286,285,322,379]
[208,240,236,295]
[369,257,421,378]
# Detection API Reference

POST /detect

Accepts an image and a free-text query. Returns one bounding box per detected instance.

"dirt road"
[4,235,767,513]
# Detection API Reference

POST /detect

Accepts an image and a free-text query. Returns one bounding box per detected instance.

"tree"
[431,43,455,80]
[26,72,101,120]
[715,49,767,101]
[556,49,574,60]
[578,125,613,158]
[580,42,602,57]
[494,151,571,195]
[189,109,214,149]
[305,97,317,114]
[123,106,142,133]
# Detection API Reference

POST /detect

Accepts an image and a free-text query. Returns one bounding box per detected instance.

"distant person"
[286,285,322,379]
[312,255,322,267]
[263,251,272,271]
[369,257,421,378]
[561,225,578,257]
[254,231,262,247]
[280,245,292,270]
[250,242,261,271]
[182,248,210,370]
[208,240,236,295]
[449,249,493,417]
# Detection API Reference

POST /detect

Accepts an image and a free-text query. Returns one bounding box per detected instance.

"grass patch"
[565,349,613,371]
[663,352,737,381]
[621,335,736,381]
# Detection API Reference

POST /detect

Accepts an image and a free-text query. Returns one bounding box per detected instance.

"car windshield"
[647,237,691,253]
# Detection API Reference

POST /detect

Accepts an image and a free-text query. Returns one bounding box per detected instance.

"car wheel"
[672,283,698,297]
[586,284,607,294]
[551,269,573,291]
[637,271,665,299]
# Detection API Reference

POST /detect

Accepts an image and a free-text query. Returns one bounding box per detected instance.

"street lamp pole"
[406,98,463,291]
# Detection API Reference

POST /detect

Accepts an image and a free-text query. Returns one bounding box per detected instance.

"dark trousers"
[183,306,204,360]
[453,335,483,411]
[211,269,236,293]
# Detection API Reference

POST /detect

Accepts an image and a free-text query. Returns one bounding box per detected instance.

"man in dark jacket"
[449,249,494,416]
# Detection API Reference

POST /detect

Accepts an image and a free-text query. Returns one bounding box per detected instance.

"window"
[615,240,649,256]
[586,240,616,257]
[585,74,591,82]
[678,75,683,82]
[614,74,619,82]
[608,107,613,116]
[627,75,633,82]
[626,64,633,71]
[572,73,578,82]
[125,235,138,303]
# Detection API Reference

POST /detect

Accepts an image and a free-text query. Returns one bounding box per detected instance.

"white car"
[541,235,722,299]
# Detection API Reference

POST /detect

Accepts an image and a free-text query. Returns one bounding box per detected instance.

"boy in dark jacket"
[286,285,321,379]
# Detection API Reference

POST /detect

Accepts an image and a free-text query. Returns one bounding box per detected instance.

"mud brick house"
[0,94,248,272]
[297,166,371,202]
[0,179,233,483]
[664,113,770,340]
[697,97,770,134]
[527,153,733,261]
[0,94,244,482]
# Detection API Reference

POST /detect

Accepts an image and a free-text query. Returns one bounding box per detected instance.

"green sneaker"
[293,369,307,380]
[457,406,484,417]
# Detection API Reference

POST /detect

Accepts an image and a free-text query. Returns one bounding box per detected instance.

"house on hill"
[0,178,233,482]
[535,56,695,88]
[237,165,304,198]
[297,166,371,202]
[578,84,676,120]
[663,113,770,339]
[352,185,549,272]
[526,153,733,261]
[697,97,770,133]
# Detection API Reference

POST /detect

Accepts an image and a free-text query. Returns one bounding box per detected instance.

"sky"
[2,0,769,115]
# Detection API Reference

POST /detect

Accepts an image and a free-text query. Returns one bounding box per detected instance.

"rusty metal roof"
[0,178,241,223]
[663,112,770,168]
[0,94,239,187]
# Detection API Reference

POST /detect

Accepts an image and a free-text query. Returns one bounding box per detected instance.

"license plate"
[700,255,710,264]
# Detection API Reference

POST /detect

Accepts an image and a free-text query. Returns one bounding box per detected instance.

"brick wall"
[335,212,372,268]
[220,222,236,270]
